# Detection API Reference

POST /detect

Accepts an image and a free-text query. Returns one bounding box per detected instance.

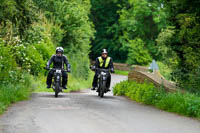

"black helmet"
[56,47,64,54]
[102,49,108,54]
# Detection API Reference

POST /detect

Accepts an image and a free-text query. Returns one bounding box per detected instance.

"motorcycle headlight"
[56,69,62,73]
[101,72,106,75]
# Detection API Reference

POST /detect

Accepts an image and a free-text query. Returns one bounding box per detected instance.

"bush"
[13,44,45,75]
[157,61,172,80]
[13,40,54,76]
[113,80,200,118]
[114,80,161,105]
[0,41,20,84]
[34,41,54,62]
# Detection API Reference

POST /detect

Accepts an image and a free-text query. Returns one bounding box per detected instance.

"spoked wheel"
[97,81,100,96]
[98,89,100,96]
[55,91,58,97]
[98,79,104,97]
[98,84,101,96]
[55,83,60,98]
[99,81,106,98]
[99,87,104,98]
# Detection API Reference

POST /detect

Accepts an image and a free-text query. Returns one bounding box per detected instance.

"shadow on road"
[33,91,117,100]
[36,93,68,98]
[82,93,116,100]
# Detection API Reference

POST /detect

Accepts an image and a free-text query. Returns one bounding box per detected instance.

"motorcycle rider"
[46,47,70,89]
[91,49,115,91]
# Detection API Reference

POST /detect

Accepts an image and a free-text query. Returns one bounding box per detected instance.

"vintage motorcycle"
[45,68,67,97]
[93,68,110,98]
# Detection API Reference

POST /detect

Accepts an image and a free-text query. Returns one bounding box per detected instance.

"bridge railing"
[128,65,177,92]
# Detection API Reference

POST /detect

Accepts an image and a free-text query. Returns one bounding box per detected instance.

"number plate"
[56,70,62,73]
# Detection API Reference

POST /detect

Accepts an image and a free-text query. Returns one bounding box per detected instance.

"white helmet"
[56,47,64,54]
[102,49,108,54]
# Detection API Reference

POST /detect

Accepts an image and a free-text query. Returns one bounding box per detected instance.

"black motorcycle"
[96,68,110,98]
[45,68,67,97]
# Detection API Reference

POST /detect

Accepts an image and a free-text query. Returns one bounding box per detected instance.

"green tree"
[0,0,37,39]
[90,0,168,63]
[127,38,152,65]
[90,0,122,61]
[157,0,200,92]
[114,0,167,60]
[33,0,95,79]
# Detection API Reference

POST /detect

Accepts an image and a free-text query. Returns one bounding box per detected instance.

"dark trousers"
[92,72,111,88]
[47,70,68,87]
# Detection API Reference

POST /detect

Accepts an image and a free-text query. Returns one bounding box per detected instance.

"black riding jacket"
[47,55,70,69]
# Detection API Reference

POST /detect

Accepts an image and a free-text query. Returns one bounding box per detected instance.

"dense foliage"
[0,0,95,83]
[90,0,200,92]
[114,80,200,118]
[156,0,200,92]
[0,0,94,113]
[90,0,121,61]
[90,0,167,63]
[33,0,95,79]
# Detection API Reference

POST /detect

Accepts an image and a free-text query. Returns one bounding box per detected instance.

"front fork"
[53,74,62,90]
[101,75,107,91]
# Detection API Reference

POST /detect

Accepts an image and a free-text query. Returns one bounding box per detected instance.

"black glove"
[110,68,115,73]
[90,65,96,71]
[45,66,50,70]
[67,68,71,72]
[67,64,71,72]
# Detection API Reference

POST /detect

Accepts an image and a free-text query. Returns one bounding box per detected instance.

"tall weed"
[0,74,33,114]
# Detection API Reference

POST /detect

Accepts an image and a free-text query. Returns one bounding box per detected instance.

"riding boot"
[91,87,96,90]
[62,72,68,89]
[62,86,67,89]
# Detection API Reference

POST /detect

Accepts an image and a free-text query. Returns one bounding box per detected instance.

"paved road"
[0,74,200,133]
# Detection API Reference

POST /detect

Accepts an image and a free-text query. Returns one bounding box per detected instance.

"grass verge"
[0,71,94,115]
[115,69,129,76]
[0,74,34,114]
[113,80,200,119]
[34,72,94,93]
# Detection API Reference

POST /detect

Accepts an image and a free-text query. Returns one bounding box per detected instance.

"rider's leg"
[62,71,68,89]
[106,73,111,91]
[47,70,54,88]
[91,73,98,90]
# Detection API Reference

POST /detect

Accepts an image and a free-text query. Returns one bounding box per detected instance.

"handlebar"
[44,67,68,72]
[94,68,110,72]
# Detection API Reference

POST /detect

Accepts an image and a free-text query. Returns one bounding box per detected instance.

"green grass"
[0,74,33,114]
[113,80,200,119]
[34,72,94,93]
[115,69,129,76]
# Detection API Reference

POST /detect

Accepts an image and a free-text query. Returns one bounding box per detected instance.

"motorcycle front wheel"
[99,81,106,98]
[55,82,60,97]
